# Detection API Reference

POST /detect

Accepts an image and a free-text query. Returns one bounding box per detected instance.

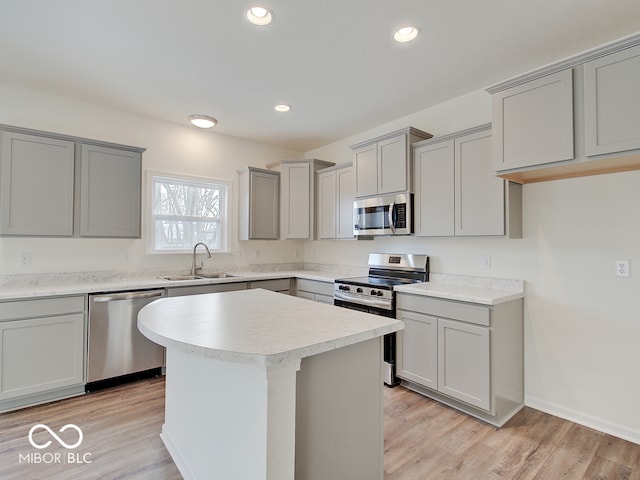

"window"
[149,173,230,253]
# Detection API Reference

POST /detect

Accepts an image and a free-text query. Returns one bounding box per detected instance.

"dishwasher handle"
[91,290,164,303]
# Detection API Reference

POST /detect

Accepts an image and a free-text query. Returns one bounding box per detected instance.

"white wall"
[307,90,640,444]
[0,82,306,275]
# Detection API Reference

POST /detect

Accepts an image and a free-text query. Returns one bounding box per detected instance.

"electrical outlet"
[19,253,32,267]
[616,260,630,277]
[481,255,491,269]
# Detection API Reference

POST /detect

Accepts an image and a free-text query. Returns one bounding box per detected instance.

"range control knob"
[356,287,363,293]
[339,285,350,291]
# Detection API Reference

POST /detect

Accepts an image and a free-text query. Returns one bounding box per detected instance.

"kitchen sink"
[158,273,236,281]
[195,273,236,279]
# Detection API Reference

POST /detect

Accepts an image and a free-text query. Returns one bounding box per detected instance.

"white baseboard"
[525,395,640,446]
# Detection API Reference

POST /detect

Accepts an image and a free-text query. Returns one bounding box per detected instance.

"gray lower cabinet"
[167,279,290,297]
[294,278,334,304]
[0,131,76,236]
[78,144,141,237]
[396,293,523,427]
[0,295,86,412]
[166,282,248,297]
[248,278,291,294]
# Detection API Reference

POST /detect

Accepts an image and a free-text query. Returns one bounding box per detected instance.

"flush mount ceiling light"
[393,26,419,43]
[274,104,291,112]
[246,6,273,26]
[188,115,217,129]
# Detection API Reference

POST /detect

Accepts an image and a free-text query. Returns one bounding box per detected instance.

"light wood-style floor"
[0,377,638,479]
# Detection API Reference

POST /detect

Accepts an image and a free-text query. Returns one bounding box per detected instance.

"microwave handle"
[388,201,396,233]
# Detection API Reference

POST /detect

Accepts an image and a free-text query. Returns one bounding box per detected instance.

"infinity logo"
[28,424,83,450]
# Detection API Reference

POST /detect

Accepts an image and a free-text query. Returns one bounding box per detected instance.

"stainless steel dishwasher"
[87,289,165,386]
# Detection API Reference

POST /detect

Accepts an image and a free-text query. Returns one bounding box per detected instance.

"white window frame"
[147,171,231,254]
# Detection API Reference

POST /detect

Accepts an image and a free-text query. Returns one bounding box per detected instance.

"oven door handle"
[334,292,392,309]
[388,201,396,234]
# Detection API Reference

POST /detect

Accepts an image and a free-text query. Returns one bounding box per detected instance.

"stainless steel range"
[334,253,429,386]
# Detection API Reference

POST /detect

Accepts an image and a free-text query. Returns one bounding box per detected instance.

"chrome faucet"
[191,242,212,276]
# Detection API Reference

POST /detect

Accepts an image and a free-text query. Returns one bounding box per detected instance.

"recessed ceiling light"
[246,6,272,26]
[274,104,291,112]
[188,115,217,129]
[393,26,419,43]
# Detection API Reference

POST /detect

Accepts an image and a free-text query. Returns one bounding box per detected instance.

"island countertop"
[138,288,403,368]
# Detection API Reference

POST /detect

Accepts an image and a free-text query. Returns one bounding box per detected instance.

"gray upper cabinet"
[0,125,144,238]
[491,69,574,172]
[487,33,640,184]
[316,163,354,240]
[78,144,141,238]
[0,131,75,236]
[413,138,455,236]
[455,128,505,236]
[238,167,279,240]
[413,125,520,238]
[268,159,334,240]
[584,43,640,156]
[352,143,378,198]
[350,127,432,198]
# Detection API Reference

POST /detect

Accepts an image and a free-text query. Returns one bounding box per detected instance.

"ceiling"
[1,1,639,152]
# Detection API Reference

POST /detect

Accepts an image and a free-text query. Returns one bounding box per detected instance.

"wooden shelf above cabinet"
[499,153,640,184]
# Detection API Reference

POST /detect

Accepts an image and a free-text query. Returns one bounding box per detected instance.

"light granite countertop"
[394,273,525,305]
[0,268,524,305]
[138,288,403,367]
[0,270,343,302]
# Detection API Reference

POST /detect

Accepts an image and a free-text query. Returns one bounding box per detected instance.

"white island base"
[138,289,401,480]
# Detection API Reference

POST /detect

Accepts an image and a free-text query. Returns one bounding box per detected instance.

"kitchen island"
[138,288,402,480]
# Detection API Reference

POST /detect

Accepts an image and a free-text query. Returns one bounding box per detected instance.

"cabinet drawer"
[397,294,490,326]
[0,295,85,321]
[249,278,291,292]
[296,278,334,296]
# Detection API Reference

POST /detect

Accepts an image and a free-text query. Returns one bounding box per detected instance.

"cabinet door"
[335,165,355,239]
[79,144,141,237]
[413,140,454,236]
[396,310,438,389]
[353,143,378,197]
[281,163,311,239]
[378,134,407,194]
[584,44,640,156]
[0,314,84,400]
[492,69,574,171]
[438,318,490,411]
[0,131,75,236]
[250,170,279,239]
[455,130,505,236]
[317,170,337,239]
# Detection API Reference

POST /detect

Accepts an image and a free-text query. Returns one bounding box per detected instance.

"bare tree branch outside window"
[151,175,228,252]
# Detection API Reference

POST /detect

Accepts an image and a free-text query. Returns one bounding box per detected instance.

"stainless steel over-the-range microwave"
[353,193,413,236]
